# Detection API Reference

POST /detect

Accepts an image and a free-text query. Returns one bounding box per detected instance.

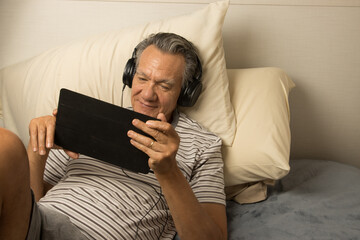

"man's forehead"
[136,69,177,85]
[140,45,185,65]
[137,46,184,83]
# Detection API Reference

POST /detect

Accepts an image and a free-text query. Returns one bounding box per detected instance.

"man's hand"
[127,113,180,175]
[128,113,227,240]
[28,109,79,159]
[28,109,79,200]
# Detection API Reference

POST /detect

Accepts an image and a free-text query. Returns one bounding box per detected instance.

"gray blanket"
[227,159,360,240]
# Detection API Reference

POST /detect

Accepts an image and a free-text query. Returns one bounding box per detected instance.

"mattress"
[227,159,360,239]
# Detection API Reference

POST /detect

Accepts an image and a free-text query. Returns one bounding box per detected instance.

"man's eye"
[160,84,170,90]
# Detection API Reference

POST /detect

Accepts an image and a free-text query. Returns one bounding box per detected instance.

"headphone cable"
[121,169,169,240]
[121,84,126,107]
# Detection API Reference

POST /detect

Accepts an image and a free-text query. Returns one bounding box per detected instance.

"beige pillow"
[225,181,270,204]
[223,68,295,188]
[0,0,235,147]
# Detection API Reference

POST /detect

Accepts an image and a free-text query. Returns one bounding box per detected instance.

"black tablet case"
[54,88,157,173]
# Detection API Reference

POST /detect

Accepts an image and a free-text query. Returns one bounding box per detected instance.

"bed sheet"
[227,159,360,239]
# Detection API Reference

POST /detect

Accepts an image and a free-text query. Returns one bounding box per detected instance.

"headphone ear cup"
[123,57,136,88]
[177,80,202,107]
[178,55,203,107]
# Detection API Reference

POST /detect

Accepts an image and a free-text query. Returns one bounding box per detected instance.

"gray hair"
[135,32,201,88]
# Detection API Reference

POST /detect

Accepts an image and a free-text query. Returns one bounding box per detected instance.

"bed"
[1,0,359,239]
[226,159,360,239]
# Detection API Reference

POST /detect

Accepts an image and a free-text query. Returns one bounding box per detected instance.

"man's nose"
[142,82,157,101]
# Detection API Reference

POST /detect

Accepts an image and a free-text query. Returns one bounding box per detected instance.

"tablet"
[54,88,157,173]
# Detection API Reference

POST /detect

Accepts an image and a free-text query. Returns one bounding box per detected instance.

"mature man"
[0,33,227,240]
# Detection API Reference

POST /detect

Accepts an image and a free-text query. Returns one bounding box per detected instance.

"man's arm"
[27,109,78,201]
[27,144,52,201]
[27,114,56,201]
[128,113,227,240]
[155,168,227,240]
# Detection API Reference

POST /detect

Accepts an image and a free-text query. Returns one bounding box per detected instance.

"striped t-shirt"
[39,111,225,240]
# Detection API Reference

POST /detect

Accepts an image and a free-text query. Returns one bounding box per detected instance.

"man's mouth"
[139,100,157,109]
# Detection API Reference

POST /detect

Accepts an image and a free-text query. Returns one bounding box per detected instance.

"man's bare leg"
[0,128,32,239]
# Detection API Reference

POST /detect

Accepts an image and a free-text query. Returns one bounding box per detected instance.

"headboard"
[0,0,359,168]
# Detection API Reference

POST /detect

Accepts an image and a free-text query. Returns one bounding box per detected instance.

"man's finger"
[132,119,165,141]
[37,125,47,155]
[64,149,79,159]
[46,120,55,149]
[130,138,158,157]
[52,144,79,159]
[29,123,39,152]
[156,113,167,122]
[145,120,172,136]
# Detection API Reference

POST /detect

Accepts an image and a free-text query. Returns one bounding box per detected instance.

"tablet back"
[54,88,156,173]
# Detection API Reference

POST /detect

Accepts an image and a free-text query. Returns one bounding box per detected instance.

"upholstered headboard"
[0,0,359,170]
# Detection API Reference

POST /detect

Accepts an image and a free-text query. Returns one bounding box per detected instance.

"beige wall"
[222,2,360,168]
[0,0,359,167]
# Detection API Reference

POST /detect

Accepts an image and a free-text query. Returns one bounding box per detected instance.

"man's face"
[131,45,185,122]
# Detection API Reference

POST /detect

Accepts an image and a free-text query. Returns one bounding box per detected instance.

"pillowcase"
[223,68,295,188]
[0,0,236,147]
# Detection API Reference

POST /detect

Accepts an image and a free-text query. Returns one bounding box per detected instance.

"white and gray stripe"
[40,112,225,239]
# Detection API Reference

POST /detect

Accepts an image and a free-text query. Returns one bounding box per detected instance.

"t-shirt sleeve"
[43,149,70,186]
[189,137,226,206]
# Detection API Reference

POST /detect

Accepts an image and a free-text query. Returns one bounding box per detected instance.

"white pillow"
[0,0,236,147]
[223,68,295,187]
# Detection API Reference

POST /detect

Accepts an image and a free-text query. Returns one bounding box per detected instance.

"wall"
[222,2,360,167]
[0,0,359,167]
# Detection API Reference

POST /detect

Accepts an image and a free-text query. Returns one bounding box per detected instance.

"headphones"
[122,48,203,107]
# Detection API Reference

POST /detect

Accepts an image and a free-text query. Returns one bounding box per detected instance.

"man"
[0,33,227,240]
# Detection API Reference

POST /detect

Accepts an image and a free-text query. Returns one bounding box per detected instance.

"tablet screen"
[54,88,157,173]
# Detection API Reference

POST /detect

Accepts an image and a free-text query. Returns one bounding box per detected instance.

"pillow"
[225,181,270,204]
[0,0,236,147]
[223,68,295,189]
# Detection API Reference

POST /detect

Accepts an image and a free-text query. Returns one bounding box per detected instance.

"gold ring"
[149,141,154,148]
